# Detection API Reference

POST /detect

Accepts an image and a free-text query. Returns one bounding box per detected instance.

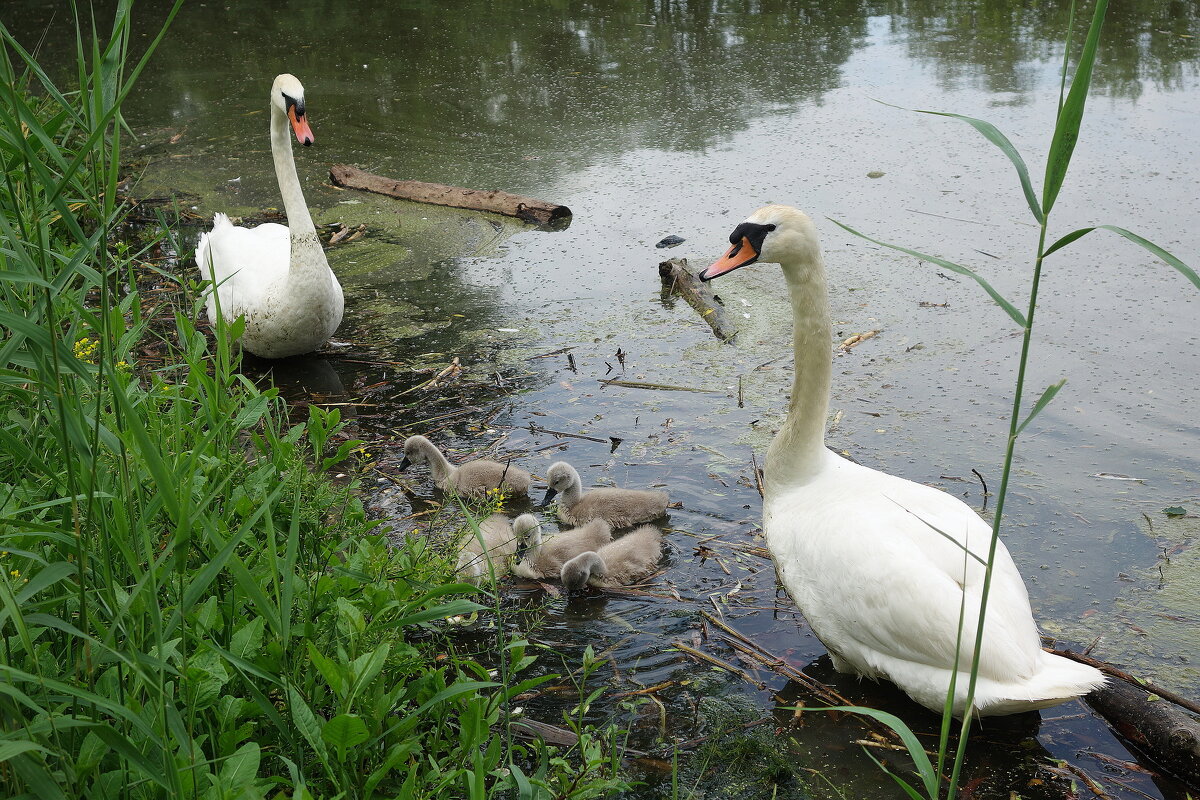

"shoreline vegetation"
[0,7,625,798]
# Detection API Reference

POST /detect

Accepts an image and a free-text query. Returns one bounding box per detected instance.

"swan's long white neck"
[764,247,832,491]
[269,103,316,236]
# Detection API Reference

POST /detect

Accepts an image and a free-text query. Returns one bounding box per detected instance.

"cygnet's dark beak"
[541,487,558,507]
[398,456,412,472]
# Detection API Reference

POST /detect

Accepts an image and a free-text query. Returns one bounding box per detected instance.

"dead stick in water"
[673,641,766,690]
[329,164,571,226]
[1051,648,1200,786]
[525,423,609,444]
[701,611,854,707]
[599,378,718,393]
[1049,648,1200,716]
[659,258,739,342]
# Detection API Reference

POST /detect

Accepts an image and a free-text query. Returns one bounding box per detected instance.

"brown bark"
[658,258,739,342]
[1084,674,1200,788]
[328,164,571,226]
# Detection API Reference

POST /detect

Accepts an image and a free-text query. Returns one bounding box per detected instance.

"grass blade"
[812,706,938,798]
[911,109,1043,224]
[1042,0,1109,214]
[829,218,1027,327]
[1015,379,1066,436]
[1044,225,1200,290]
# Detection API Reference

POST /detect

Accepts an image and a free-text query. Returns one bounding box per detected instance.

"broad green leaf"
[218,741,261,788]
[1042,0,1109,213]
[1043,225,1200,291]
[0,740,50,763]
[389,680,500,737]
[1015,379,1067,436]
[829,218,1027,327]
[322,713,369,751]
[379,598,488,630]
[1163,506,1187,518]
[363,741,421,797]
[348,643,391,703]
[230,617,265,660]
[286,685,331,767]
[307,643,347,698]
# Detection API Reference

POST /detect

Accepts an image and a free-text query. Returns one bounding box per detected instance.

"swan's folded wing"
[770,468,1042,682]
[198,221,291,316]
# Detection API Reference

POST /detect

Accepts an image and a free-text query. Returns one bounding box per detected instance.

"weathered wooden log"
[658,258,739,342]
[1084,673,1200,787]
[328,164,571,226]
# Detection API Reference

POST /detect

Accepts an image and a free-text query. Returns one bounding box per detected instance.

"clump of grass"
[828,0,1198,797]
[0,7,630,798]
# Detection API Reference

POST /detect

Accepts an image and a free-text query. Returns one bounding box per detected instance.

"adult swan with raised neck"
[196,74,344,359]
[700,204,1103,717]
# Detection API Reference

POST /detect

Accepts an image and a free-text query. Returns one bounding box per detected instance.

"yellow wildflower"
[73,337,99,364]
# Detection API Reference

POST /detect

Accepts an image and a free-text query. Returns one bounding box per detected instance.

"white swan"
[196,74,344,358]
[699,205,1104,717]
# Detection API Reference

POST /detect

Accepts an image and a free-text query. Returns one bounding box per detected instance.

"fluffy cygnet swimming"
[542,461,668,528]
[400,435,532,498]
[560,524,664,591]
[511,515,613,581]
[456,514,520,585]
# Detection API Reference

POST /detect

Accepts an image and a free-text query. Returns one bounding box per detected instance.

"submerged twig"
[599,378,717,393]
[673,641,766,690]
[526,423,611,445]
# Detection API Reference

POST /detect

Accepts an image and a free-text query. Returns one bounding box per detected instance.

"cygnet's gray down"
[400,435,532,497]
[511,515,613,581]
[456,514,520,585]
[542,461,668,528]
[561,525,664,591]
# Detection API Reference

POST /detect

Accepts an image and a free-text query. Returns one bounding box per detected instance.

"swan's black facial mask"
[698,222,776,281]
[282,92,314,146]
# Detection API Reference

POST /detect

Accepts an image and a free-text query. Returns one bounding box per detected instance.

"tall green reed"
[828,0,1198,796]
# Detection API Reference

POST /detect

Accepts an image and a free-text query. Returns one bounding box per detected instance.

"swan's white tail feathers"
[211,212,233,230]
[976,653,1106,715]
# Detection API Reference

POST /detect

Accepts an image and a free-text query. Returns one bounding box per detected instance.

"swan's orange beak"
[288,106,314,146]
[699,237,758,281]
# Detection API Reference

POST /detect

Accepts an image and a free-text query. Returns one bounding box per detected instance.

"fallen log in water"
[658,258,738,342]
[328,164,571,226]
[1053,648,1200,788]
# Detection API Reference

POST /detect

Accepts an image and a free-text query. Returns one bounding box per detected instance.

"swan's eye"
[729,222,776,251]
[281,92,305,117]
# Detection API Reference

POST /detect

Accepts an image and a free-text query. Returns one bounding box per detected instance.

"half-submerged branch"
[1053,648,1200,786]
[329,165,571,226]
[659,258,739,342]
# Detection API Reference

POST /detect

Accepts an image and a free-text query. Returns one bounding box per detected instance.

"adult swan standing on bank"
[699,205,1103,717]
[196,74,343,358]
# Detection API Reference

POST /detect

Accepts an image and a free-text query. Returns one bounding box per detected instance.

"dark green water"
[7,1,1200,796]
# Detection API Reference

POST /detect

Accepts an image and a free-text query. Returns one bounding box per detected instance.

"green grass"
[0,6,629,798]
[832,0,1199,797]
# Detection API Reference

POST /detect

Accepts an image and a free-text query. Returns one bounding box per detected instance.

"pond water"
[10,0,1200,796]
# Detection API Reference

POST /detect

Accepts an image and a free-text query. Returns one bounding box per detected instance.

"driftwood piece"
[329,164,571,226]
[658,258,738,342]
[1085,674,1200,787]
